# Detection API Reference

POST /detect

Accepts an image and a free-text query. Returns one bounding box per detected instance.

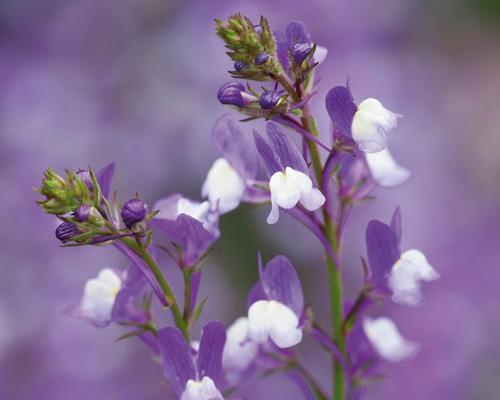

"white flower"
[352,98,401,153]
[365,148,410,188]
[202,158,246,214]
[180,376,224,400]
[363,317,419,362]
[388,249,440,306]
[267,167,325,224]
[247,300,302,348]
[80,268,122,324]
[223,317,259,374]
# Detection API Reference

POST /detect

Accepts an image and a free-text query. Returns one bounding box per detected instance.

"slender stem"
[121,237,189,341]
[183,268,192,323]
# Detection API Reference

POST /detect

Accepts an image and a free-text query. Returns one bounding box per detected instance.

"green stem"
[183,268,192,324]
[121,237,189,341]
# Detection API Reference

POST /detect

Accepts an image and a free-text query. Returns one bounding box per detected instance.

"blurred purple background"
[1,0,500,398]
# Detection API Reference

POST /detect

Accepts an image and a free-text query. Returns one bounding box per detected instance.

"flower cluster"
[35,14,439,400]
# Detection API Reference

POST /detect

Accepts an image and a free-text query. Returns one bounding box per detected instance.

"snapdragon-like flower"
[363,317,419,362]
[254,122,325,224]
[217,82,257,108]
[158,321,226,400]
[245,255,305,349]
[366,208,439,305]
[202,115,265,214]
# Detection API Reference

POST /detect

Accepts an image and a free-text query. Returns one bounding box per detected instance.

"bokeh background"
[1,0,500,398]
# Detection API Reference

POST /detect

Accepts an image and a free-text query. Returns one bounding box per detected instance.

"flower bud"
[74,204,91,222]
[292,42,312,65]
[254,52,269,65]
[217,82,246,108]
[76,169,94,191]
[55,222,80,243]
[259,90,283,110]
[234,61,247,72]
[121,199,147,229]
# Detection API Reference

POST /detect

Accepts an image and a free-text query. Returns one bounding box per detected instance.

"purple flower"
[217,82,246,108]
[233,61,247,71]
[121,199,147,229]
[74,204,91,222]
[254,52,268,65]
[55,221,80,243]
[259,90,283,110]
[366,208,439,305]
[292,42,312,65]
[253,122,325,224]
[158,321,226,399]
[75,162,115,197]
[76,169,93,191]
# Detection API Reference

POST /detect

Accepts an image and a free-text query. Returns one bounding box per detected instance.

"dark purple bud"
[74,204,91,222]
[260,90,282,110]
[76,169,93,191]
[292,42,312,65]
[255,52,269,65]
[121,199,147,229]
[234,60,247,72]
[55,222,80,243]
[217,82,245,107]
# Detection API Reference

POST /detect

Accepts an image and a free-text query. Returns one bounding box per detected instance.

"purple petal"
[253,130,281,176]
[365,220,401,293]
[112,263,148,324]
[286,371,315,400]
[246,282,266,310]
[158,326,197,396]
[325,86,357,138]
[347,319,377,377]
[212,114,259,180]
[285,21,310,47]
[152,214,218,266]
[266,122,308,174]
[390,206,402,246]
[153,193,183,220]
[197,321,226,387]
[189,271,201,315]
[113,241,169,307]
[274,29,290,72]
[261,255,304,316]
[96,162,115,199]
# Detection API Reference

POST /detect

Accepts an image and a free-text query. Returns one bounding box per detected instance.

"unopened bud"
[121,199,147,229]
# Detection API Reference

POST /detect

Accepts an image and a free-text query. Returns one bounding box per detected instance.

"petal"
[365,220,401,292]
[261,255,304,316]
[253,130,282,176]
[285,21,310,47]
[325,86,357,138]
[197,321,226,387]
[388,249,439,306]
[365,148,410,187]
[211,115,259,180]
[246,282,267,310]
[112,263,148,324]
[202,158,246,214]
[266,197,281,225]
[247,300,272,344]
[223,317,259,373]
[180,377,224,400]
[267,122,308,173]
[299,187,325,211]
[268,301,303,348]
[96,162,115,199]
[363,317,419,363]
[177,198,211,222]
[158,326,197,396]
[269,171,301,209]
[153,193,184,220]
[314,45,328,65]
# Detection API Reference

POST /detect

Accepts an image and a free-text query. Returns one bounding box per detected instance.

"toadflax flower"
[217,82,257,108]
[362,316,419,363]
[254,122,325,224]
[158,321,226,400]
[326,83,409,187]
[365,207,440,306]
[202,115,267,214]
[66,265,148,328]
[244,255,305,349]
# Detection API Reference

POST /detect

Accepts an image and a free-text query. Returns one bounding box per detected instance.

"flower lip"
[55,221,80,243]
[121,199,147,229]
[217,82,245,108]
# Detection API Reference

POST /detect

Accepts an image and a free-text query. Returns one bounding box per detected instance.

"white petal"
[266,197,281,225]
[268,301,303,348]
[202,158,246,214]
[299,188,326,211]
[80,268,122,323]
[177,198,211,222]
[389,249,439,306]
[269,170,301,209]
[363,317,419,362]
[284,168,325,211]
[365,148,410,188]
[223,317,258,373]
[314,45,328,65]
[180,377,224,400]
[352,98,400,153]
[247,300,272,344]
